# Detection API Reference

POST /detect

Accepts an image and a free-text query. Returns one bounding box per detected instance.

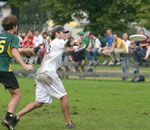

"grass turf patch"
[0,78,150,130]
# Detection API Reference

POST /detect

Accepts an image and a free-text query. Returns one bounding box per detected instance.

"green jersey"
[0,32,19,72]
[82,37,89,48]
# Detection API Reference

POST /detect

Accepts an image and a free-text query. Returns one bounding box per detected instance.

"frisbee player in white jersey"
[11,25,77,129]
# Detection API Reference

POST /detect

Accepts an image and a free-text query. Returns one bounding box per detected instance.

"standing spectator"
[86,32,101,65]
[99,29,114,65]
[133,30,149,73]
[122,33,131,81]
[109,33,126,65]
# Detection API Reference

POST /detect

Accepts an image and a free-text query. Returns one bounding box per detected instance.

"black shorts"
[0,71,19,90]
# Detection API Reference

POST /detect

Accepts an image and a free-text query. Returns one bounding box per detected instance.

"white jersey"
[37,38,66,73]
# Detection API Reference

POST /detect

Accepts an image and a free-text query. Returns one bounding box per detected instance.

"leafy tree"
[42,0,144,35]
[7,0,150,34]
[18,0,49,25]
[135,0,150,30]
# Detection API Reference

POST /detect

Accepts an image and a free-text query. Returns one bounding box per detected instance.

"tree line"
[5,0,150,34]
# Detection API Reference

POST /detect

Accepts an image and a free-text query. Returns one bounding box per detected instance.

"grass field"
[0,78,150,130]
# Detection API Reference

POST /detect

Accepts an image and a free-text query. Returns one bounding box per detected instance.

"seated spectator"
[98,29,113,65]
[78,31,89,49]
[109,33,126,65]
[19,30,43,56]
[18,30,34,56]
[133,30,150,73]
[38,32,51,60]
[19,31,27,48]
[98,34,106,47]
[32,29,43,54]
[24,30,34,48]
[18,30,43,64]
[86,32,101,65]
[143,37,150,61]
[67,39,86,72]
[129,41,140,54]
[122,33,131,53]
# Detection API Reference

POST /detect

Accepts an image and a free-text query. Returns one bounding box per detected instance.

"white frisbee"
[129,34,146,41]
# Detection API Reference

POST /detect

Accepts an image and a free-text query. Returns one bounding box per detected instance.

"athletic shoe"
[116,62,121,65]
[93,61,98,66]
[1,119,15,130]
[108,61,114,65]
[88,60,94,65]
[102,60,108,65]
[65,121,77,129]
[12,115,19,127]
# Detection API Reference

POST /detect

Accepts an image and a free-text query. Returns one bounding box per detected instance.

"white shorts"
[35,72,67,104]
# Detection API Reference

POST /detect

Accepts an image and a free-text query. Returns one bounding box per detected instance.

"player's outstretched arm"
[12,48,33,71]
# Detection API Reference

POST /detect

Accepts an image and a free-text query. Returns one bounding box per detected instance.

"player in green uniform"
[0,15,33,130]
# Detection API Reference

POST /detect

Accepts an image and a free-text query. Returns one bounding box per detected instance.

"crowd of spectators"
[16,28,150,80]
[17,29,51,64]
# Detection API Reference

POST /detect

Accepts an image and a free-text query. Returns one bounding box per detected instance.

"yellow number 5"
[0,40,6,53]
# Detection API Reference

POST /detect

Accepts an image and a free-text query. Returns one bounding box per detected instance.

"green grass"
[1,78,150,130]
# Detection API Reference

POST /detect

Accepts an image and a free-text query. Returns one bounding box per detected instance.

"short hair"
[68,36,74,41]
[2,15,17,31]
[34,29,39,32]
[113,33,118,36]
[89,32,95,36]
[66,40,72,47]
[28,30,33,33]
[42,32,48,36]
[106,28,112,31]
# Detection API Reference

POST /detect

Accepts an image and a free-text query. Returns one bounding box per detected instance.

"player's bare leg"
[17,102,44,119]
[60,95,71,124]
[2,88,21,130]
[60,95,77,129]
[144,46,150,60]
[8,88,21,113]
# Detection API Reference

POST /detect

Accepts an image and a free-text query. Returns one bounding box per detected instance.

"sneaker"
[93,61,98,66]
[108,61,114,65]
[1,119,15,130]
[116,62,121,65]
[65,121,77,129]
[102,60,108,65]
[88,60,94,65]
[12,115,19,127]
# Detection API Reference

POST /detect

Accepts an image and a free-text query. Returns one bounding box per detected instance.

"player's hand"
[23,64,33,71]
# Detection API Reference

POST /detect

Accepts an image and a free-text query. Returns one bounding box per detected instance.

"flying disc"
[129,34,146,41]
